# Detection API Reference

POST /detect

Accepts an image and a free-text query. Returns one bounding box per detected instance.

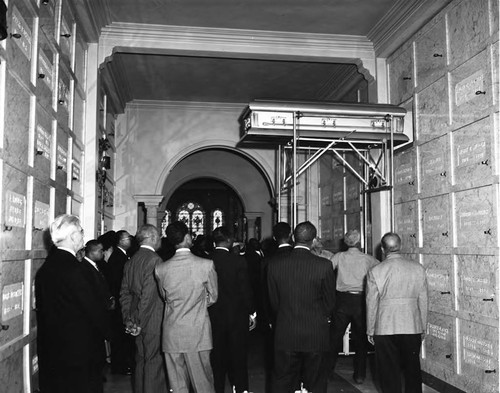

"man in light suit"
[366,232,428,393]
[36,214,111,393]
[120,224,168,393]
[155,221,218,393]
[267,221,336,393]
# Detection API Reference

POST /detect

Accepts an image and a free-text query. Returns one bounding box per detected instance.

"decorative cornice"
[99,56,132,113]
[368,0,453,57]
[133,194,165,206]
[99,23,375,63]
[316,65,365,101]
[127,100,247,112]
[71,0,110,42]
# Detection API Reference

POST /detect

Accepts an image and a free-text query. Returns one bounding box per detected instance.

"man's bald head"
[381,232,401,254]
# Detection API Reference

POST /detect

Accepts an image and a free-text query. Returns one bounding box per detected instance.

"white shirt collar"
[118,246,127,255]
[84,256,99,271]
[279,244,292,248]
[175,247,191,253]
[294,245,310,251]
[140,245,155,252]
[215,246,229,252]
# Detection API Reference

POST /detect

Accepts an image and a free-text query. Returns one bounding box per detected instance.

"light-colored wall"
[112,101,275,237]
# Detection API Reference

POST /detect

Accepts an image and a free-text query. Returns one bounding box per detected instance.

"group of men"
[35,213,428,393]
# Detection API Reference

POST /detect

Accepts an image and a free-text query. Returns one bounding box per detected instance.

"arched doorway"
[162,178,246,241]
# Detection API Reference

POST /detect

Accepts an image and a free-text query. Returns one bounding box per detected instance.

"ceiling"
[95,0,436,107]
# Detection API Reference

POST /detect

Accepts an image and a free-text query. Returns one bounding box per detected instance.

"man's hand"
[367,335,374,346]
[125,320,142,336]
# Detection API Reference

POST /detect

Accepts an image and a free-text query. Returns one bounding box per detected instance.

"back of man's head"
[344,229,361,248]
[273,222,292,244]
[381,232,401,254]
[85,239,103,261]
[294,221,317,246]
[165,221,189,247]
[212,226,232,247]
[50,214,82,250]
[116,230,132,250]
[136,224,160,248]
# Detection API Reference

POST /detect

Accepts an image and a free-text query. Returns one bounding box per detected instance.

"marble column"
[133,194,165,227]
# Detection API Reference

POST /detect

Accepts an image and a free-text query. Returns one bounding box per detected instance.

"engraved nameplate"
[427,269,450,292]
[34,200,50,230]
[5,190,26,228]
[56,145,67,171]
[455,71,484,106]
[11,6,32,60]
[36,125,51,159]
[2,282,23,321]
[38,51,53,89]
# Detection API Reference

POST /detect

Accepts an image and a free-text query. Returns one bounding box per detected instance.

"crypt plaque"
[8,5,32,81]
[416,77,449,143]
[459,319,498,390]
[394,149,417,203]
[452,117,492,190]
[414,16,447,91]
[450,49,492,131]
[457,255,497,320]
[422,254,453,312]
[389,44,414,105]
[421,195,451,252]
[454,185,496,251]
[419,135,450,197]
[332,215,344,252]
[394,201,418,252]
[425,312,454,370]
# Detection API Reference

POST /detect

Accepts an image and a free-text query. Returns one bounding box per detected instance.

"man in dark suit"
[120,224,168,393]
[267,221,336,393]
[107,230,134,375]
[366,232,428,393]
[260,222,293,393]
[209,226,254,393]
[36,214,111,393]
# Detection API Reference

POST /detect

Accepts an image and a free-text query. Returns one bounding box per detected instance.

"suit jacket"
[155,249,218,353]
[366,253,428,336]
[120,246,164,335]
[267,247,336,352]
[261,244,293,326]
[35,248,111,367]
[83,257,113,311]
[108,248,129,303]
[209,248,253,327]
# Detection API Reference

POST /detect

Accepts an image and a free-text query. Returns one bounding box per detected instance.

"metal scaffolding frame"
[238,100,408,233]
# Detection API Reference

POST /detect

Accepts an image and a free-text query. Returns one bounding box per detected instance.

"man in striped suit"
[267,221,336,393]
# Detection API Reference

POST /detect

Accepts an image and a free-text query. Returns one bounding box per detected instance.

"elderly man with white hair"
[329,229,379,385]
[36,214,111,393]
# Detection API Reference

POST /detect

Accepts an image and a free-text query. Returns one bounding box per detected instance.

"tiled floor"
[104,331,440,393]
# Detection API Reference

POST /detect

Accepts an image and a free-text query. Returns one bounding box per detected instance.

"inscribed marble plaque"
[422,254,453,311]
[11,6,31,60]
[421,195,450,251]
[38,50,53,89]
[454,186,496,249]
[389,45,414,105]
[5,190,26,228]
[34,201,50,231]
[419,135,449,197]
[394,201,418,251]
[394,148,417,203]
[36,124,51,160]
[426,312,453,369]
[2,282,23,321]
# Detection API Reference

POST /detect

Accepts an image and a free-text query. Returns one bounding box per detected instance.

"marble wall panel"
[345,212,360,233]
[74,36,86,87]
[452,117,493,189]
[55,127,68,186]
[38,0,56,42]
[73,92,84,141]
[34,107,52,183]
[36,44,54,113]
[492,40,499,107]
[415,17,447,91]
[54,189,67,218]
[419,135,450,197]
[394,148,417,203]
[422,254,454,312]
[59,5,74,65]
[4,73,30,169]
[395,201,418,252]
[7,2,33,82]
[421,194,451,252]
[32,181,50,251]
[1,164,27,251]
[450,49,492,130]
[332,215,345,252]
[320,185,332,217]
[0,260,25,346]
[0,350,23,393]
[416,77,449,142]
[454,185,496,250]
[457,255,497,320]
[459,320,498,390]
[57,64,71,127]
[425,312,454,370]
[389,45,414,105]
[345,174,360,212]
[320,216,333,244]
[319,154,334,185]
[492,0,499,34]
[448,0,490,68]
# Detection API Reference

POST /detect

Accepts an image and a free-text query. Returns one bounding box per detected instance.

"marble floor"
[103,331,441,393]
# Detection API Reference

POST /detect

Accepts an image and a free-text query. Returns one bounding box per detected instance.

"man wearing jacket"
[366,232,428,393]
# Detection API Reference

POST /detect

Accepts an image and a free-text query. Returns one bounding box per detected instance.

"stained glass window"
[176,202,205,236]
[212,209,224,230]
